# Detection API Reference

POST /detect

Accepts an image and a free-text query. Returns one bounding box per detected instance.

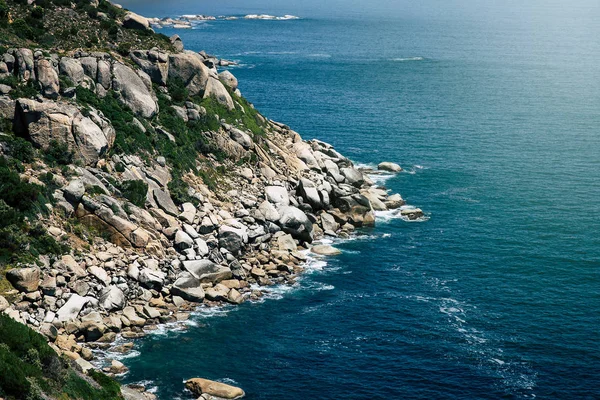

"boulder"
[378,162,402,172]
[182,260,232,283]
[320,212,339,233]
[258,200,280,222]
[218,70,238,90]
[265,186,289,206]
[276,233,297,251]
[6,267,40,292]
[175,230,194,250]
[219,230,244,256]
[57,294,89,322]
[97,59,112,89]
[88,265,110,285]
[123,12,151,31]
[385,193,405,209]
[80,57,98,79]
[401,207,424,220]
[297,178,322,210]
[112,63,158,118]
[130,50,169,85]
[311,245,341,256]
[168,52,209,96]
[278,206,313,243]
[36,59,59,99]
[64,179,85,203]
[153,189,179,216]
[229,127,252,149]
[204,76,235,110]
[59,57,85,84]
[204,283,229,301]
[0,295,9,312]
[185,378,245,399]
[99,285,126,311]
[335,195,375,227]
[138,268,165,289]
[171,272,205,302]
[72,113,111,165]
[123,306,146,327]
[340,167,365,187]
[15,48,35,81]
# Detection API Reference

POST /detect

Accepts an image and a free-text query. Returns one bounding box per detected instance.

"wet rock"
[378,162,402,172]
[185,378,245,399]
[311,245,342,256]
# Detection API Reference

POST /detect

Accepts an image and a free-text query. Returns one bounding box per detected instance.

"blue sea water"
[118,1,600,399]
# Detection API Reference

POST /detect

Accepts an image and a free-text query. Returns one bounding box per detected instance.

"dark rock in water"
[335,195,375,227]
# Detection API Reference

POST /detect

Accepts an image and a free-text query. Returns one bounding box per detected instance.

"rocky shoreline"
[0,7,423,400]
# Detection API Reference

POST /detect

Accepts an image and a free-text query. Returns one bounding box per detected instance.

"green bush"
[0,314,123,399]
[7,136,35,163]
[117,179,148,207]
[0,157,40,212]
[44,140,74,166]
[168,77,189,104]
[11,18,33,40]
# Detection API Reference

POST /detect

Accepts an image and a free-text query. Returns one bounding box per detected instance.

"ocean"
[116,1,600,398]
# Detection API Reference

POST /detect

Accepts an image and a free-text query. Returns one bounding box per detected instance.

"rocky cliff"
[0,1,421,399]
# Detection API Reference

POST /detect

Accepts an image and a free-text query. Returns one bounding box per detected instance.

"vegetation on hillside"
[0,313,123,400]
[0,0,173,52]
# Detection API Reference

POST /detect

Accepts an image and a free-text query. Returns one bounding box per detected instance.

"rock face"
[185,378,245,399]
[6,267,40,292]
[112,63,158,118]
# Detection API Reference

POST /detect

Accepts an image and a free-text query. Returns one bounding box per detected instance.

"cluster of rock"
[146,14,300,30]
[0,14,422,398]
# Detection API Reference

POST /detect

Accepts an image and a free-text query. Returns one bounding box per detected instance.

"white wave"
[191,304,233,319]
[308,53,332,58]
[391,56,424,62]
[375,207,430,223]
[219,377,240,385]
[244,14,300,20]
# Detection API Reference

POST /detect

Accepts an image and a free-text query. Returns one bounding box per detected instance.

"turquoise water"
[119,1,600,398]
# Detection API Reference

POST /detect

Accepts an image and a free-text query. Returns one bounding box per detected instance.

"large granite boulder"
[36,59,60,99]
[99,285,125,311]
[57,294,89,322]
[130,50,169,85]
[59,57,85,85]
[14,99,115,166]
[182,260,232,283]
[218,70,238,90]
[171,272,205,302]
[335,195,375,227]
[278,206,314,243]
[6,267,40,292]
[112,62,158,118]
[15,48,35,81]
[168,52,209,96]
[123,12,151,31]
[185,378,245,399]
[204,76,234,110]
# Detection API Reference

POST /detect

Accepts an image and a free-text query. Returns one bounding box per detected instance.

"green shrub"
[7,136,35,163]
[168,77,189,104]
[44,140,74,166]
[117,179,147,207]
[168,175,194,206]
[117,42,131,56]
[0,158,40,212]
[11,18,33,40]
